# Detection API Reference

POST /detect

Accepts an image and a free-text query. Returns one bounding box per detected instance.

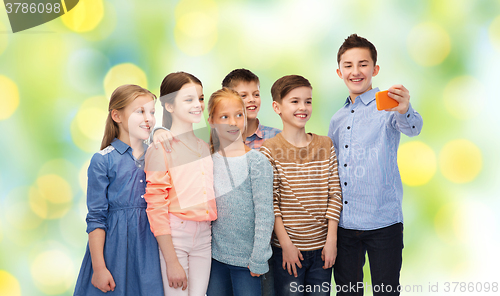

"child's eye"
[255,93,260,97]
[241,95,246,99]
[221,115,227,119]
[291,100,298,103]
[237,113,243,118]
[199,97,204,102]
[306,101,312,104]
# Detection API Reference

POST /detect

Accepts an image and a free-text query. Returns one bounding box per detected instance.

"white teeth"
[352,79,362,82]
[247,107,256,110]
[295,114,307,118]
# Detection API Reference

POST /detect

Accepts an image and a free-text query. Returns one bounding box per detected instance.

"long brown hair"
[208,87,246,154]
[100,84,156,150]
[159,72,202,129]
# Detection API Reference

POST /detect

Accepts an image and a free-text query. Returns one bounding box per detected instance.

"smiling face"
[231,81,261,121]
[273,86,312,130]
[209,97,246,145]
[117,94,156,143]
[167,83,203,125]
[337,47,380,102]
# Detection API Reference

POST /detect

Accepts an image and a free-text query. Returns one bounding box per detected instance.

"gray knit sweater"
[211,149,274,274]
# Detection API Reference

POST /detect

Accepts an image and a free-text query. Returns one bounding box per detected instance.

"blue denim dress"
[74,138,163,296]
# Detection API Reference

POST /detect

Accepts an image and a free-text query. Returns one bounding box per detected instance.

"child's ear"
[372,65,380,77]
[336,68,343,79]
[165,103,174,113]
[111,109,122,123]
[272,101,281,115]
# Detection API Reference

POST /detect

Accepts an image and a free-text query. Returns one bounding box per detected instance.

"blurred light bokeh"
[1,0,499,295]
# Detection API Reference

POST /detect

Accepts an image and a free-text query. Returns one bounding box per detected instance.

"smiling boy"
[328,34,423,295]
[260,75,342,296]
[222,69,281,150]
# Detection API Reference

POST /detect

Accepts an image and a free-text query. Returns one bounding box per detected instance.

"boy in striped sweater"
[260,75,343,296]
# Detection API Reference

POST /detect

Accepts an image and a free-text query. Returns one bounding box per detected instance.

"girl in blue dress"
[74,84,164,296]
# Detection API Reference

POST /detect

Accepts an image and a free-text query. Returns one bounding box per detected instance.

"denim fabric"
[74,138,164,296]
[261,258,275,296]
[273,247,333,296]
[207,259,262,296]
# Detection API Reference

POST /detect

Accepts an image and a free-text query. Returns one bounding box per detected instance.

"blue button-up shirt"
[86,138,149,233]
[328,88,423,230]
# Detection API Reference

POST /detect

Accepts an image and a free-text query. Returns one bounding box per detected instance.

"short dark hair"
[337,34,377,65]
[222,68,260,89]
[271,75,312,103]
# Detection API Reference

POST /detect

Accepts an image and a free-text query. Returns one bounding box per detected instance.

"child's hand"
[281,243,304,277]
[321,242,337,269]
[166,260,187,290]
[386,84,410,114]
[91,268,116,293]
[248,266,262,277]
[153,129,177,152]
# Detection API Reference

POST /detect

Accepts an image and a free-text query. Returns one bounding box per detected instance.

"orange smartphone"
[376,90,399,111]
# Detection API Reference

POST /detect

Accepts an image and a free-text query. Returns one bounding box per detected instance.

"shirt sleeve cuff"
[86,223,106,234]
[249,259,269,275]
[396,102,414,121]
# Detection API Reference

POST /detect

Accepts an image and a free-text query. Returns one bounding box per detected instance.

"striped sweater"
[260,133,343,251]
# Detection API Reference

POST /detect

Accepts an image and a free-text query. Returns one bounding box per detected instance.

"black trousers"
[333,223,404,296]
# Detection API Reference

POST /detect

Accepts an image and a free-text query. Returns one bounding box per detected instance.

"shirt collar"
[249,119,263,140]
[344,87,380,106]
[111,138,131,155]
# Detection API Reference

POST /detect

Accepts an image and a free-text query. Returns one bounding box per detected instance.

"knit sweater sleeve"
[248,151,274,274]
[326,140,343,221]
[259,144,282,218]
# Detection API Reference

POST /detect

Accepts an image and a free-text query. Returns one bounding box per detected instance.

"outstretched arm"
[386,84,423,137]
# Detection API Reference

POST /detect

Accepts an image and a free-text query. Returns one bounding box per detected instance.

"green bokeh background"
[1,0,499,295]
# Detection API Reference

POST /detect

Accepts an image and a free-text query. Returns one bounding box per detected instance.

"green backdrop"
[1,0,499,295]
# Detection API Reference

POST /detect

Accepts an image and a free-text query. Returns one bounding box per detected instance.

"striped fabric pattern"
[260,133,343,251]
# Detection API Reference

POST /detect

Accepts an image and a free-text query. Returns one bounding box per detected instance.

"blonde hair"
[101,84,156,150]
[208,87,246,154]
